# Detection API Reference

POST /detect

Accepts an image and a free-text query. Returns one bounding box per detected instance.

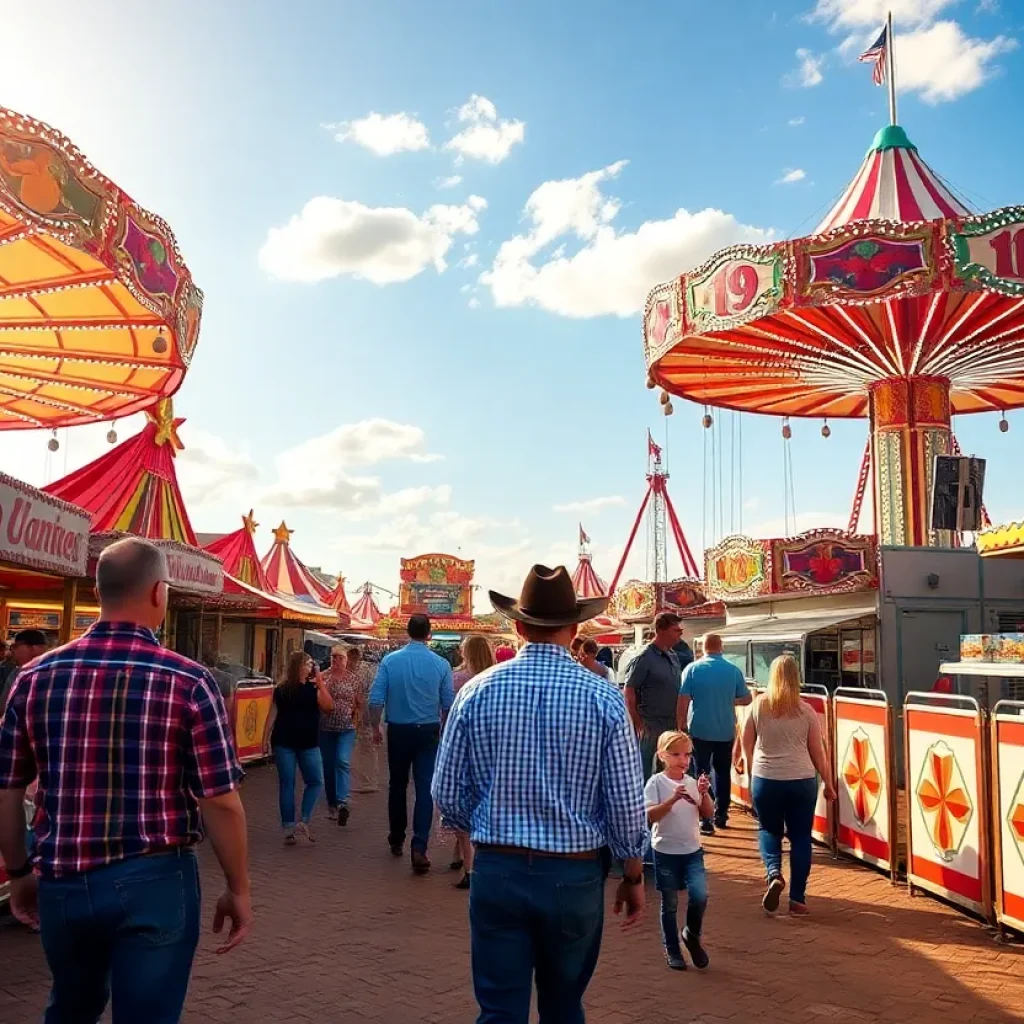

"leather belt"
[475,843,600,861]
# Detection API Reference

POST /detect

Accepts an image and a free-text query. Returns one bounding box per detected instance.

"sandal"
[450,859,464,872]
[455,873,471,890]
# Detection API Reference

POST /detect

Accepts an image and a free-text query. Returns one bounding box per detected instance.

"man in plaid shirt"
[0,537,251,1023]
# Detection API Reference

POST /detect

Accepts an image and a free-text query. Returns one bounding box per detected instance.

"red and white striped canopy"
[350,585,384,629]
[817,126,970,233]
[261,522,333,606]
[572,553,607,600]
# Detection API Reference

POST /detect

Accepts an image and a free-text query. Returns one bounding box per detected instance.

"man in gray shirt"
[624,612,684,779]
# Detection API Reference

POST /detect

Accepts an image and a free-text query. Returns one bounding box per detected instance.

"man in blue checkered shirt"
[433,565,647,1024]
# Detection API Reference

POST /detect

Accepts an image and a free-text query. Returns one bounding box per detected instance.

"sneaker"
[665,950,687,971]
[449,859,464,872]
[789,901,810,917]
[700,821,716,837]
[682,928,709,970]
[389,842,403,858]
[762,874,786,914]
[296,822,315,844]
[411,850,431,875]
[714,819,728,830]
[327,806,338,821]
[338,805,350,827]
[284,831,297,846]
[454,873,471,890]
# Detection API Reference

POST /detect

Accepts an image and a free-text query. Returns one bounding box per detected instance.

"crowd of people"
[0,538,838,1024]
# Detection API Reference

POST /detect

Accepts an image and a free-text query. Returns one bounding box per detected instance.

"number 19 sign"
[687,252,783,331]
[953,211,1024,297]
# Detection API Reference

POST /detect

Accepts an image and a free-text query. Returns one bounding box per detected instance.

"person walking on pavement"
[369,614,454,874]
[624,612,685,780]
[0,628,48,709]
[264,650,332,845]
[434,565,647,1024]
[678,632,752,835]
[0,537,251,1024]
[348,646,380,794]
[319,645,363,826]
[740,654,836,916]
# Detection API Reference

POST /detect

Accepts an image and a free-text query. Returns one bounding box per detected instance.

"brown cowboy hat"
[489,564,609,627]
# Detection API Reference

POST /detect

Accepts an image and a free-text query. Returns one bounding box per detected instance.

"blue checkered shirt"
[432,643,647,860]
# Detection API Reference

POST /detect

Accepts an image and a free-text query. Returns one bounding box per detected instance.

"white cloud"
[552,495,626,514]
[177,428,260,506]
[274,419,442,470]
[776,168,807,184]
[890,21,1017,102]
[435,174,463,189]
[259,196,485,285]
[813,0,1017,103]
[444,94,525,164]
[479,161,773,318]
[459,252,479,269]
[327,112,429,156]
[789,116,807,125]
[467,296,481,309]
[787,48,825,87]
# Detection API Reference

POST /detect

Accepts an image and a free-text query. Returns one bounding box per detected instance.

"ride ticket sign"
[0,473,90,577]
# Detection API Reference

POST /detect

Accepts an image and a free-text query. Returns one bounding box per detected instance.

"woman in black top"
[263,650,334,844]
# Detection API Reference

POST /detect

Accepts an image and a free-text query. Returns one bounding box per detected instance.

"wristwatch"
[622,871,644,886]
[6,859,33,880]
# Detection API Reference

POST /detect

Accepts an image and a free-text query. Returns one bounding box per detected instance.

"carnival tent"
[45,399,196,545]
[261,522,334,606]
[204,511,271,591]
[349,583,384,631]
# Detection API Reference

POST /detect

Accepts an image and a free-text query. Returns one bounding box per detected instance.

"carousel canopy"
[817,126,970,233]
[572,552,607,600]
[204,511,272,591]
[261,522,334,606]
[644,124,1024,420]
[350,585,384,630]
[0,108,202,430]
[44,398,196,545]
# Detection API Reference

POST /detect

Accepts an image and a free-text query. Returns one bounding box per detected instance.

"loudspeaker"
[931,455,986,532]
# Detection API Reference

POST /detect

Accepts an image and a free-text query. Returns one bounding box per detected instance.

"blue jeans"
[38,848,200,1024]
[751,775,818,903]
[470,850,604,1024]
[273,745,324,828]
[692,737,734,826]
[386,723,439,853]
[319,728,357,808]
[653,849,708,952]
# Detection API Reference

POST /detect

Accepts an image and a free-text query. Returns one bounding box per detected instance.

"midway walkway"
[1,765,1021,1023]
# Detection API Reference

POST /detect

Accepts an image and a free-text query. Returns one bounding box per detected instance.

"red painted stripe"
[911,854,982,903]
[996,720,1024,746]
[849,153,882,222]
[1003,890,1024,926]
[813,814,829,836]
[892,150,923,220]
[906,708,979,739]
[838,822,890,862]
[836,700,887,727]
[820,156,871,232]
[906,151,963,219]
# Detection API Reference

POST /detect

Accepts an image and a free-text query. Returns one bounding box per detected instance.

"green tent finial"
[868,125,916,154]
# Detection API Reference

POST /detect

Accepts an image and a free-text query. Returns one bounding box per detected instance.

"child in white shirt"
[644,730,714,971]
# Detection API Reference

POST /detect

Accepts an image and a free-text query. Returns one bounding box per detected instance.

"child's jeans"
[653,848,708,953]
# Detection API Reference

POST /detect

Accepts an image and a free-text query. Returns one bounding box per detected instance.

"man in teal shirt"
[369,615,455,873]
[678,633,751,835]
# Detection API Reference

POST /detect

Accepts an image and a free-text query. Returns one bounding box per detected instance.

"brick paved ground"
[2,764,1021,1023]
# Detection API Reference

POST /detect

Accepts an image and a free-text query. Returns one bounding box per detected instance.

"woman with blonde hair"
[739,653,835,915]
[445,635,496,888]
[319,644,364,826]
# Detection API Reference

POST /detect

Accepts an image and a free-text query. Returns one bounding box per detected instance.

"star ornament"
[273,521,293,545]
[841,727,882,827]
[916,740,973,862]
[145,398,185,453]
[241,510,259,535]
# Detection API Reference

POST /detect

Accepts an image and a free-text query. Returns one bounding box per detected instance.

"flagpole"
[887,10,897,125]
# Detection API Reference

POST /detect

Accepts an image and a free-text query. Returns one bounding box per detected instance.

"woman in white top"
[739,654,836,916]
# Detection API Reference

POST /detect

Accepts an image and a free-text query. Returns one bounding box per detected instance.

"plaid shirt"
[0,621,242,879]
[432,643,647,860]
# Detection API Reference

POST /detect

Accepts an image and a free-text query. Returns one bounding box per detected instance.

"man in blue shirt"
[434,565,646,1024]
[678,633,751,835]
[369,615,454,874]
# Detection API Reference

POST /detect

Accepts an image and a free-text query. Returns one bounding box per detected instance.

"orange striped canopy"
[0,107,202,430]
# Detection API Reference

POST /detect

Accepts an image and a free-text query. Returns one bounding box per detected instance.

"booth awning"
[717,607,877,643]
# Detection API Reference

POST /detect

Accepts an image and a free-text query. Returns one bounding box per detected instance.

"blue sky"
[3,0,1022,606]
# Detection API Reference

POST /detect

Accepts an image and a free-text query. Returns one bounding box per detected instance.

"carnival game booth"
[0,474,91,906]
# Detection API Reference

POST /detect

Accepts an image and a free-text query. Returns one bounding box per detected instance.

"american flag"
[858,24,888,85]
[579,523,590,546]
